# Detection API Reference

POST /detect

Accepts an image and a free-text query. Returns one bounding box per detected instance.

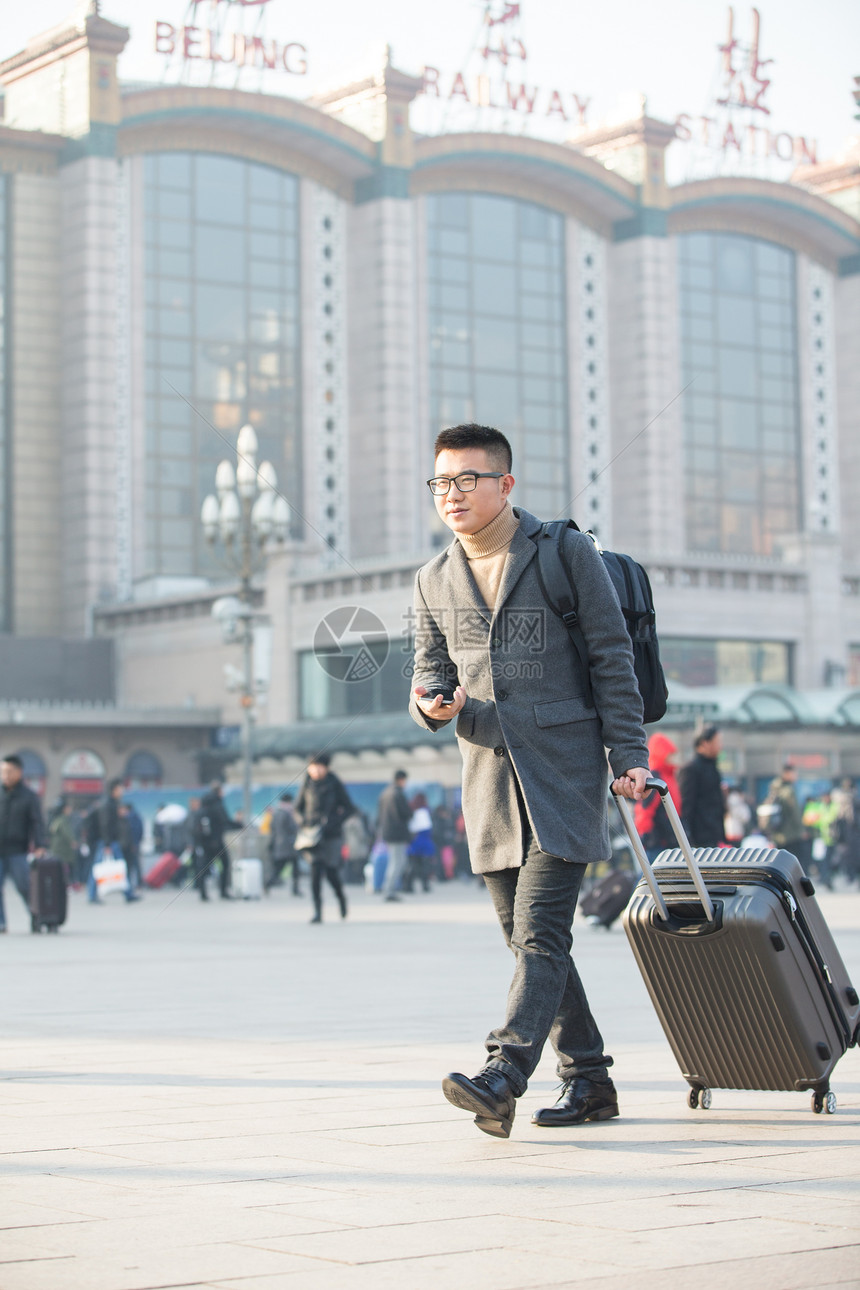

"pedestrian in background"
[49,797,79,884]
[432,802,457,880]
[0,754,46,932]
[295,753,354,923]
[724,783,752,846]
[679,726,726,847]
[405,793,434,893]
[193,782,241,900]
[266,792,301,895]
[635,733,682,861]
[377,770,412,903]
[121,800,144,892]
[763,763,805,859]
[86,778,140,905]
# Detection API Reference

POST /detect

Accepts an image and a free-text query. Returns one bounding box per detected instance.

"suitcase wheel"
[688,1085,712,1110]
[812,1091,837,1115]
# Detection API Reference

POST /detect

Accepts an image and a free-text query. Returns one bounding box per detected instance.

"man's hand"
[32,847,46,860]
[611,767,651,801]
[414,684,467,723]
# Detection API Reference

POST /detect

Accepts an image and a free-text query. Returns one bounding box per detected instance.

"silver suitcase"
[615,779,860,1114]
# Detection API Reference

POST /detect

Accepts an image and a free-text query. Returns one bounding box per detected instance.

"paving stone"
[1,882,857,1289]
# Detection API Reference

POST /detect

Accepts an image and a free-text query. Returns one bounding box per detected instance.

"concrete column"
[566,220,612,543]
[835,272,860,563]
[9,173,63,635]
[59,154,121,634]
[607,234,685,558]
[346,195,419,561]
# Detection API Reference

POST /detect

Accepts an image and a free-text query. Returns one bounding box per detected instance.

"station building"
[0,3,859,800]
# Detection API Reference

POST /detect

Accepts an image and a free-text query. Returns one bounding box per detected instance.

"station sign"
[675,7,818,167]
[155,0,308,79]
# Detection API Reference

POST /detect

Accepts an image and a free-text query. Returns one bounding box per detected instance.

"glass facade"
[299,642,409,719]
[143,153,301,577]
[427,193,569,519]
[0,175,7,629]
[679,232,801,556]
[661,637,793,687]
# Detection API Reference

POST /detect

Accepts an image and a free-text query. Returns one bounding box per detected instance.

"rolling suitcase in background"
[29,856,67,933]
[580,869,638,930]
[145,851,182,889]
[614,778,860,1114]
[234,857,263,899]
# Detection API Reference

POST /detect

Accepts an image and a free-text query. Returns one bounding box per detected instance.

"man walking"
[194,782,242,899]
[86,778,141,904]
[678,726,726,848]
[266,793,301,895]
[294,753,354,924]
[377,770,412,902]
[764,763,806,858]
[410,423,650,1138]
[0,754,46,932]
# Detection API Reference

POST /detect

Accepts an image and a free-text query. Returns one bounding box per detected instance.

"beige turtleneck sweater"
[457,502,520,609]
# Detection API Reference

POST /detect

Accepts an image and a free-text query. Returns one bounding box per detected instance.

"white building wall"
[299,179,350,568]
[566,221,612,541]
[59,155,121,634]
[346,196,419,561]
[10,172,63,635]
[607,235,685,559]
[835,272,860,571]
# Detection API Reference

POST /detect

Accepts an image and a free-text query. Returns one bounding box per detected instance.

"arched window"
[426,192,569,520]
[678,232,801,555]
[124,750,164,787]
[141,152,302,577]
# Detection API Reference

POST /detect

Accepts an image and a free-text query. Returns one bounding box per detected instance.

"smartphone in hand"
[429,686,456,706]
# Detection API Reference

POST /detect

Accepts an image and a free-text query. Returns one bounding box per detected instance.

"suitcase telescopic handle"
[611,777,716,923]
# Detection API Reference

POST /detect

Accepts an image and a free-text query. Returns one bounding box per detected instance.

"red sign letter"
[449,72,471,103]
[572,94,590,126]
[421,66,441,97]
[545,90,568,121]
[282,43,308,75]
[155,21,176,55]
[183,26,202,60]
[506,83,537,113]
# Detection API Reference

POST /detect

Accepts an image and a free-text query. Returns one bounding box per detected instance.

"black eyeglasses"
[426,472,504,496]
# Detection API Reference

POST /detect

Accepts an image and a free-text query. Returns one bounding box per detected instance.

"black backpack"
[532,520,668,725]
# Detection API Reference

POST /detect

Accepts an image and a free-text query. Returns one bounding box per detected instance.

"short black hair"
[694,725,719,747]
[2,754,22,769]
[108,777,124,794]
[309,752,331,767]
[279,792,294,802]
[434,424,512,474]
[394,770,407,781]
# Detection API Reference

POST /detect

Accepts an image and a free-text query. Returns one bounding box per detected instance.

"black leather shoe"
[531,1076,619,1127]
[442,1068,517,1139]
[310,913,322,924]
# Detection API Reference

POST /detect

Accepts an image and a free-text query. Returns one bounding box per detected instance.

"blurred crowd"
[2,736,858,932]
[631,727,860,889]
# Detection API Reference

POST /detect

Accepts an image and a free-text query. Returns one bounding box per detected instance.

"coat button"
[496,690,508,701]
[493,746,505,756]
[492,637,502,648]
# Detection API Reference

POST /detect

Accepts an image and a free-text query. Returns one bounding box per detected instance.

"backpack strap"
[532,520,595,711]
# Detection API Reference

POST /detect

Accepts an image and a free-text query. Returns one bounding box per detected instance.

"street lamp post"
[201,424,290,844]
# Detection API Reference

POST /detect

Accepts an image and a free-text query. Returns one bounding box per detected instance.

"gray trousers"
[382,841,408,895]
[482,829,612,1097]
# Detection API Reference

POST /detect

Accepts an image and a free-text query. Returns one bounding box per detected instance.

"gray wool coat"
[408,507,650,874]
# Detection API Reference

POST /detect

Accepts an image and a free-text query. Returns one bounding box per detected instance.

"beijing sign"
[155,0,308,77]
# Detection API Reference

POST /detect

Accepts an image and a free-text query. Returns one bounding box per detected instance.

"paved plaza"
[2,873,859,1290]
